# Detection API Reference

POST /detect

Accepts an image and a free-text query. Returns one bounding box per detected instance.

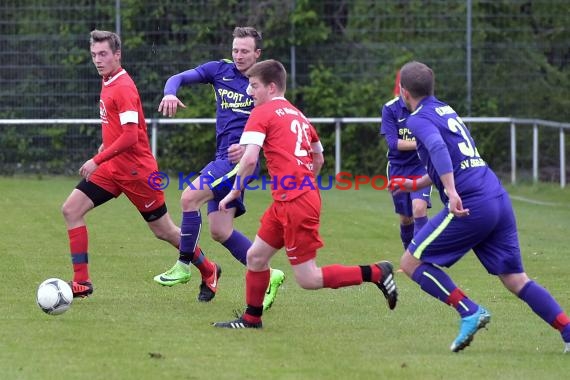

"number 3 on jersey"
[290,119,311,157]
[447,117,480,158]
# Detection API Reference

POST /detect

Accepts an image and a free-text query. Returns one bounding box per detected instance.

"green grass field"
[1,176,569,379]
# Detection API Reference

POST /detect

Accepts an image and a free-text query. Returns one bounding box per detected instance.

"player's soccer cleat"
[69,281,93,298]
[212,315,262,329]
[564,342,570,354]
[263,268,285,311]
[153,262,191,286]
[198,262,222,302]
[375,261,398,310]
[450,306,491,352]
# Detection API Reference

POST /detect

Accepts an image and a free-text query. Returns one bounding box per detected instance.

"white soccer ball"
[36,278,73,315]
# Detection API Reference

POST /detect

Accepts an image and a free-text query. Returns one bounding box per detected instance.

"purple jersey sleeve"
[163,61,220,95]
[380,104,399,151]
[163,60,253,160]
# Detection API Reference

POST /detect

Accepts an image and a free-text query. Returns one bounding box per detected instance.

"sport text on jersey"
[399,127,415,141]
[217,88,253,110]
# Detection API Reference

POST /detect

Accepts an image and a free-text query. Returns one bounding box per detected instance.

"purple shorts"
[408,193,524,275]
[388,162,431,217]
[391,189,432,217]
[200,159,246,217]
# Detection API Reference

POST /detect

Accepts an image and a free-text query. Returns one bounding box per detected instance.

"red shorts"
[88,163,165,213]
[257,190,324,265]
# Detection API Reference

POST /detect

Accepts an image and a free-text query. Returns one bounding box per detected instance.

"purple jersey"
[406,96,505,204]
[164,60,253,160]
[380,96,425,171]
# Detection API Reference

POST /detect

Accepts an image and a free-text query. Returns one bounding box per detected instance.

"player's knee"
[209,231,225,243]
[180,191,202,211]
[412,206,427,218]
[400,215,414,225]
[180,196,197,211]
[209,227,229,243]
[61,200,79,221]
[500,272,530,295]
[245,251,268,271]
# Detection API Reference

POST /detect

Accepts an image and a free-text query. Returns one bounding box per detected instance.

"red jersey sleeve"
[93,123,138,165]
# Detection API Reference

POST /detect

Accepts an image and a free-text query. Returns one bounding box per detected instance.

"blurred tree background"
[0,0,568,178]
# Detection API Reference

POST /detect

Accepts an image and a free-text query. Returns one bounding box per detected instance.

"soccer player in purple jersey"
[380,76,431,249]
[153,27,285,310]
[393,61,570,353]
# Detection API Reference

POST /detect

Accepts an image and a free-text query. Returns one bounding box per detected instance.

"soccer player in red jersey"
[212,59,398,328]
[61,30,181,297]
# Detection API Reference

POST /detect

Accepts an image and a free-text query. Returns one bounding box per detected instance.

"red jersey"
[98,69,157,179]
[240,97,322,201]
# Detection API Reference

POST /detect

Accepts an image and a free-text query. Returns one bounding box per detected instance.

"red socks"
[68,226,90,283]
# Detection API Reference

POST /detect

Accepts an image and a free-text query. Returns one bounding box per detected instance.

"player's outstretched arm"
[158,94,186,117]
[159,68,206,117]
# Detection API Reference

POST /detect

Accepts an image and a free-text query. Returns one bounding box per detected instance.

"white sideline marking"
[509,195,565,207]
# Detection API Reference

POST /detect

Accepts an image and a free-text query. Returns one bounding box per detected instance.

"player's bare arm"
[158,94,186,117]
[397,139,417,151]
[311,152,324,176]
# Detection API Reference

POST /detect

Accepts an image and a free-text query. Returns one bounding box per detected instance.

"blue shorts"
[388,162,431,217]
[408,193,524,275]
[200,159,246,217]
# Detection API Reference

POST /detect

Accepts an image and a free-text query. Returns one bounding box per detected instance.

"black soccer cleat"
[375,261,398,310]
[197,263,222,302]
[212,315,262,329]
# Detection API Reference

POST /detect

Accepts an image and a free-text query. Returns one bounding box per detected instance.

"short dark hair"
[400,61,434,98]
[90,30,121,53]
[233,26,262,50]
[246,59,286,92]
